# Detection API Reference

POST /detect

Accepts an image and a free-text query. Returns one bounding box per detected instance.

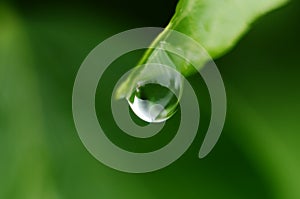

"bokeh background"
[1,0,300,198]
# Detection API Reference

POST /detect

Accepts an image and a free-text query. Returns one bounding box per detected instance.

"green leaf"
[169,0,288,59]
[115,0,288,99]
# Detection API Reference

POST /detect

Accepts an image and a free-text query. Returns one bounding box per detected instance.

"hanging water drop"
[126,42,184,123]
[128,83,179,123]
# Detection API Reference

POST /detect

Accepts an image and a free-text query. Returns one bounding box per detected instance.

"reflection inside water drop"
[128,83,179,123]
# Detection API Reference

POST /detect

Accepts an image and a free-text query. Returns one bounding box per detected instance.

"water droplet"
[126,42,183,123]
[128,83,180,123]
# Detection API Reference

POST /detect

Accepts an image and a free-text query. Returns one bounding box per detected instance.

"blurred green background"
[1,0,300,199]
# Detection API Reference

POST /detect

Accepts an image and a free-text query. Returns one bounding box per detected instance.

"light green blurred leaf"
[0,5,59,199]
